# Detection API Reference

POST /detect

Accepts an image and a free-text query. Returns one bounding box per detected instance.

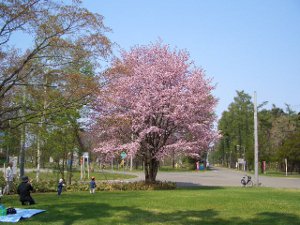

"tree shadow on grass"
[27,201,300,225]
[175,184,225,190]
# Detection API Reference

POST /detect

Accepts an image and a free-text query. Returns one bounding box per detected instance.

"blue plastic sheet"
[0,208,45,223]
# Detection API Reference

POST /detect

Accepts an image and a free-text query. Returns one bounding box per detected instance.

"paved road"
[123,166,300,189]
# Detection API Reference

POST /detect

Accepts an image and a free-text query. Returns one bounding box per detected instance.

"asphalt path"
[123,166,300,189]
[20,167,300,189]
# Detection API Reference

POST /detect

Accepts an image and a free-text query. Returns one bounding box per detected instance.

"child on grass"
[57,178,65,196]
[89,177,96,194]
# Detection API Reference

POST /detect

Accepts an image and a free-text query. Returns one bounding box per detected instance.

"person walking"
[17,176,35,205]
[3,162,14,195]
[57,178,65,196]
[89,177,96,194]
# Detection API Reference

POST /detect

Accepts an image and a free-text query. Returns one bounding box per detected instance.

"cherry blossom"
[91,42,219,182]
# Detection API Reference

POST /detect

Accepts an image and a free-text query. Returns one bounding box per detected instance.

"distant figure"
[17,176,35,205]
[119,159,125,168]
[196,161,200,170]
[90,177,96,194]
[4,162,14,195]
[206,161,210,168]
[57,178,65,196]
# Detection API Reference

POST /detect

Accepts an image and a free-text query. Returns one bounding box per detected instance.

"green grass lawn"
[2,187,300,225]
[261,171,300,178]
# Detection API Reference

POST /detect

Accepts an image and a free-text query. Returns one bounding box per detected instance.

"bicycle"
[241,175,253,187]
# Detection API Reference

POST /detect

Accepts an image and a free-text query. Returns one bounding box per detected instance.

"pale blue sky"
[82,0,300,118]
[11,0,300,118]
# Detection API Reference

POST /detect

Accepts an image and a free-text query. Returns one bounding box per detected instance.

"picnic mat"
[0,208,46,223]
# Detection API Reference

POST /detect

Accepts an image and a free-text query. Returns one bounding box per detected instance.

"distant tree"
[214,92,300,172]
[0,0,112,129]
[277,129,300,173]
[217,91,254,168]
[270,106,299,171]
[43,109,81,181]
[91,42,219,183]
[257,109,273,162]
[270,115,295,151]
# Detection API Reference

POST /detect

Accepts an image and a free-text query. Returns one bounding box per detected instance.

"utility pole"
[253,91,259,186]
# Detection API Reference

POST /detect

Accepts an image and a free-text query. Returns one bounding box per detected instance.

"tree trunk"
[172,150,175,168]
[68,151,74,185]
[144,158,159,183]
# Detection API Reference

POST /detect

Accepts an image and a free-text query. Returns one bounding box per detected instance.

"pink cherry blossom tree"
[91,42,219,183]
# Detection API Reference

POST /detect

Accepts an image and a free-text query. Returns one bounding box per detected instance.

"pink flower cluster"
[90,42,219,162]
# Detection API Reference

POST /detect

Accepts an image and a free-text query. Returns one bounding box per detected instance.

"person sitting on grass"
[17,176,35,205]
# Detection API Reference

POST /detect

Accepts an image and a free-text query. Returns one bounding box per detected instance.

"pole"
[19,87,26,177]
[36,77,48,181]
[83,156,85,179]
[254,91,259,186]
[36,130,41,181]
[130,133,133,171]
[6,120,11,163]
[80,157,83,180]
[285,158,288,176]
[243,146,246,171]
[87,155,90,179]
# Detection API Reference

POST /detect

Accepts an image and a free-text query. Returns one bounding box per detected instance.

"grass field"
[2,187,300,225]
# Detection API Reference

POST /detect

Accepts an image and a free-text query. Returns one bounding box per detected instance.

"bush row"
[2,179,176,194]
[67,180,177,192]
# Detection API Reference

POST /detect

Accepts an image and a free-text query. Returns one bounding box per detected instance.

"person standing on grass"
[89,177,96,194]
[4,162,14,195]
[17,176,35,205]
[57,178,65,196]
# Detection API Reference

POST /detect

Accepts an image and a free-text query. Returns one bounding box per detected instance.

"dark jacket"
[90,180,96,189]
[17,181,34,202]
[58,182,64,189]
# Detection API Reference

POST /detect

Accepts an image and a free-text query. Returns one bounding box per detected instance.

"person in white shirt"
[4,162,14,195]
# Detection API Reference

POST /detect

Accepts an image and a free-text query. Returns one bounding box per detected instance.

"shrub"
[7,179,176,194]
[95,181,176,191]
[0,171,5,189]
